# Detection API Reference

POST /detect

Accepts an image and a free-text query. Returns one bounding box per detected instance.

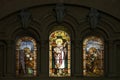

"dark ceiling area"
[0,0,120,20]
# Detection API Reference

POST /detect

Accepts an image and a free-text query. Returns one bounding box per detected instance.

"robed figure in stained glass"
[53,38,67,74]
[49,30,71,77]
[86,47,100,74]
[16,37,37,76]
[83,36,104,76]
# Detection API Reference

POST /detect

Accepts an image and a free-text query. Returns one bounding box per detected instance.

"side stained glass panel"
[49,30,71,77]
[83,36,104,76]
[16,36,37,76]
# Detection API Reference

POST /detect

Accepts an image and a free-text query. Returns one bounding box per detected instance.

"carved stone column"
[5,40,15,77]
[108,40,117,77]
[0,43,6,77]
[40,40,48,77]
[114,41,120,77]
[74,40,82,76]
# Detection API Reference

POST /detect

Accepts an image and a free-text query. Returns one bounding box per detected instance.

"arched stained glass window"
[16,36,37,76]
[49,30,71,77]
[83,36,104,76]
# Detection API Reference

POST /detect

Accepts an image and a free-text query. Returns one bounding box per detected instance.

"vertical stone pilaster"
[40,40,48,77]
[79,40,83,76]
[5,40,15,77]
[108,40,117,77]
[73,40,81,76]
[0,43,6,77]
[114,41,120,77]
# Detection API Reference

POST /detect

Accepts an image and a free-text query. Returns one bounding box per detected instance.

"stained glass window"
[83,36,104,76]
[16,36,37,76]
[49,30,71,77]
